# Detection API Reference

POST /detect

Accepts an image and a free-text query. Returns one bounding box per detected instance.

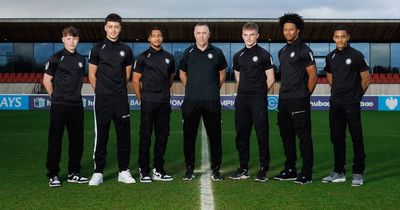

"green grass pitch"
[0,110,399,209]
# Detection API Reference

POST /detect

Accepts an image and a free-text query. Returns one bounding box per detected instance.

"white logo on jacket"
[78,62,83,68]
[290,52,295,57]
[120,51,125,57]
[252,56,258,62]
[346,58,352,65]
[207,53,213,59]
[165,58,170,64]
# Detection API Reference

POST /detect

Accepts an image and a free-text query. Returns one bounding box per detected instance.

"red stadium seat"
[3,73,10,78]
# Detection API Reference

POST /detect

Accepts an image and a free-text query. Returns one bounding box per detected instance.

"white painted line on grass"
[200,121,215,210]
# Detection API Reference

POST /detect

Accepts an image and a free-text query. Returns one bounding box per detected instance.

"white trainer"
[118,169,136,184]
[88,173,103,186]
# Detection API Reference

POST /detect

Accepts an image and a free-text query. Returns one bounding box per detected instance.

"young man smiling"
[322,25,370,187]
[133,27,175,183]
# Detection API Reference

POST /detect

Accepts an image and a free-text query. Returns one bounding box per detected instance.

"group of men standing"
[44,13,370,188]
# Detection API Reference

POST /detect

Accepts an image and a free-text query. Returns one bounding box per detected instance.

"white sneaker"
[118,169,136,184]
[152,168,173,181]
[88,173,103,186]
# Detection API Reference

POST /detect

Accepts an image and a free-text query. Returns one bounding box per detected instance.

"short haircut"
[242,22,259,33]
[332,25,350,35]
[148,26,164,38]
[279,13,304,31]
[105,13,122,25]
[194,22,210,30]
[62,26,79,37]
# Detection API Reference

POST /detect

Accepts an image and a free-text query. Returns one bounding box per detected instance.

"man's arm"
[265,68,275,91]
[326,72,333,87]
[360,70,370,95]
[306,64,318,94]
[219,69,226,89]
[42,73,53,96]
[132,72,142,102]
[179,70,187,87]
[234,70,240,84]
[126,65,132,82]
[169,73,175,88]
[88,63,98,91]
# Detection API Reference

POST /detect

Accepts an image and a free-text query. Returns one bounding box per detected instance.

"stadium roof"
[1,18,400,42]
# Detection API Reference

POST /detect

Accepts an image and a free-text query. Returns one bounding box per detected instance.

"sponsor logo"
[290,52,295,57]
[165,58,170,64]
[252,56,258,62]
[78,62,83,68]
[346,58,352,65]
[378,96,400,111]
[120,51,125,57]
[268,96,278,110]
[386,97,398,110]
[0,95,28,110]
[82,98,87,108]
[33,97,47,108]
[207,53,213,59]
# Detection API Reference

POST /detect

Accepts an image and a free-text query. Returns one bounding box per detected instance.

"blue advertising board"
[378,96,400,111]
[0,94,398,111]
[0,95,29,110]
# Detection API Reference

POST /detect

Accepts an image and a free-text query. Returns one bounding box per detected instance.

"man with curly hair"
[273,13,317,185]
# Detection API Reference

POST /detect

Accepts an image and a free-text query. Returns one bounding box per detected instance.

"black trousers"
[329,101,365,174]
[277,97,313,177]
[138,101,171,172]
[46,103,84,177]
[234,95,270,170]
[93,94,131,173]
[181,100,222,171]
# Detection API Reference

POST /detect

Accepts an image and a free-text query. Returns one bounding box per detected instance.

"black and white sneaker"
[49,176,61,187]
[273,169,297,181]
[255,167,268,182]
[211,170,223,182]
[153,168,173,181]
[229,167,250,180]
[294,175,312,185]
[182,166,195,181]
[67,173,89,184]
[139,168,152,183]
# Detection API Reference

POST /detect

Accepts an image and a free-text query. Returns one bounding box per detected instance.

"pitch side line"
[200,121,215,210]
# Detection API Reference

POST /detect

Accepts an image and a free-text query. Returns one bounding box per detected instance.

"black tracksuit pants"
[46,103,84,178]
[329,100,365,174]
[138,101,171,172]
[277,97,313,178]
[234,95,270,170]
[93,94,131,173]
[181,100,222,171]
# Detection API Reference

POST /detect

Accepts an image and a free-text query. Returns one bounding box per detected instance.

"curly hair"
[279,13,304,31]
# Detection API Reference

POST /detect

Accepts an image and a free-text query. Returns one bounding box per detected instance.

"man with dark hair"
[88,13,135,185]
[43,26,88,187]
[273,13,317,185]
[180,22,227,181]
[229,22,275,182]
[133,26,175,183]
[322,25,370,187]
